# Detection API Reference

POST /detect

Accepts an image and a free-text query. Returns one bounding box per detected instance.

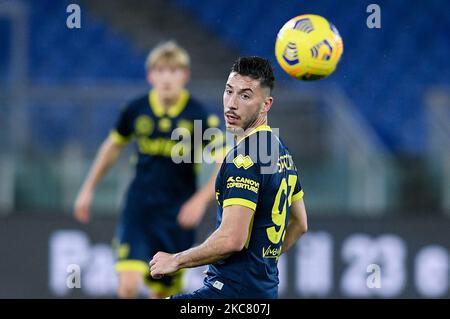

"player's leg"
[144,231,190,298]
[114,201,150,298]
[145,269,185,299]
[117,269,144,298]
[114,247,149,298]
[144,214,195,298]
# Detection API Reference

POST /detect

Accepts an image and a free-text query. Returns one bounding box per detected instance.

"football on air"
[275,14,344,80]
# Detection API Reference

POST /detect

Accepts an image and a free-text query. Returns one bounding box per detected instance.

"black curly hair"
[231,56,275,93]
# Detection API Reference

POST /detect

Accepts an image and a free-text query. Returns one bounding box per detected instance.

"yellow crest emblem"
[233,154,254,169]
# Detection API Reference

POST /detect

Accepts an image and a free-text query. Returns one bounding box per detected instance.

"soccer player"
[74,41,222,299]
[149,56,308,298]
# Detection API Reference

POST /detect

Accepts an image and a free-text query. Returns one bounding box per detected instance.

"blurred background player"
[74,41,222,299]
[149,57,308,299]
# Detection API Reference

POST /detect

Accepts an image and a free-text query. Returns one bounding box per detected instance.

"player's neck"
[235,116,268,143]
[244,117,267,135]
[158,92,182,110]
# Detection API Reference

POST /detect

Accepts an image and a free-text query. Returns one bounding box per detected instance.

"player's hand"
[149,252,179,279]
[74,189,92,224]
[177,193,208,229]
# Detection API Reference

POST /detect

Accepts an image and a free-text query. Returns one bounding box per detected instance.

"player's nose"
[224,94,238,111]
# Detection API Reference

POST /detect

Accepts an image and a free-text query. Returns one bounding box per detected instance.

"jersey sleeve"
[291,171,304,203]
[221,154,261,211]
[110,104,134,145]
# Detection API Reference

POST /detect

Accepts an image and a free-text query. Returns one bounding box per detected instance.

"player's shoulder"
[183,94,202,112]
[224,128,287,170]
[246,126,281,151]
[186,94,221,127]
[186,96,210,118]
[129,93,149,108]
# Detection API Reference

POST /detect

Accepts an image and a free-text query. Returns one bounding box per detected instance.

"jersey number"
[266,175,297,244]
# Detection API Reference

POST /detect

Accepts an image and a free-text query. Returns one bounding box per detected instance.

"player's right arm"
[74,135,127,223]
[150,203,254,278]
[75,102,134,223]
[281,196,308,253]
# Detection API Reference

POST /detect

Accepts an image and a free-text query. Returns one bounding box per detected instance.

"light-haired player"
[74,41,222,298]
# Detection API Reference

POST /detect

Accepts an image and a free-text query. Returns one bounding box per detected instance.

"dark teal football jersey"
[206,125,304,298]
[111,89,222,209]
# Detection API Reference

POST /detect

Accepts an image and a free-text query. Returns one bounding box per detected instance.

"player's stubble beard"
[242,109,261,132]
[226,105,263,140]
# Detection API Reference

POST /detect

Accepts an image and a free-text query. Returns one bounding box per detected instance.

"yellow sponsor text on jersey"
[233,154,254,169]
[277,154,295,173]
[226,176,260,194]
[262,245,282,260]
[137,136,179,157]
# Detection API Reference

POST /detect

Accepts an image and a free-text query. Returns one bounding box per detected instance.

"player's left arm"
[177,162,221,229]
[150,204,254,278]
[177,112,225,229]
[281,196,308,254]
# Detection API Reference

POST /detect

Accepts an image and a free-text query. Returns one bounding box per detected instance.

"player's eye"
[225,89,232,95]
[241,94,250,100]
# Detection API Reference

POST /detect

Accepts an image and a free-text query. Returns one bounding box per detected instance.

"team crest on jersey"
[135,115,154,136]
[232,154,254,169]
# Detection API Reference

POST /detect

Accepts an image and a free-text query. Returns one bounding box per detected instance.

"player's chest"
[132,111,196,138]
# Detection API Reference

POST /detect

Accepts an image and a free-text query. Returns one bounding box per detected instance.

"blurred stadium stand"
[174,0,450,154]
[0,0,449,214]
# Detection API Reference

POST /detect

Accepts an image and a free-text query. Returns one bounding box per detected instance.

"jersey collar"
[236,124,272,145]
[148,89,190,118]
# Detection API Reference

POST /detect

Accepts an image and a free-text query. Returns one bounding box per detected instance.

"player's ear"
[262,96,273,113]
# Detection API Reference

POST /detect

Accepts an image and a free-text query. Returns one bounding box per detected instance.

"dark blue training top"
[111,89,222,211]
